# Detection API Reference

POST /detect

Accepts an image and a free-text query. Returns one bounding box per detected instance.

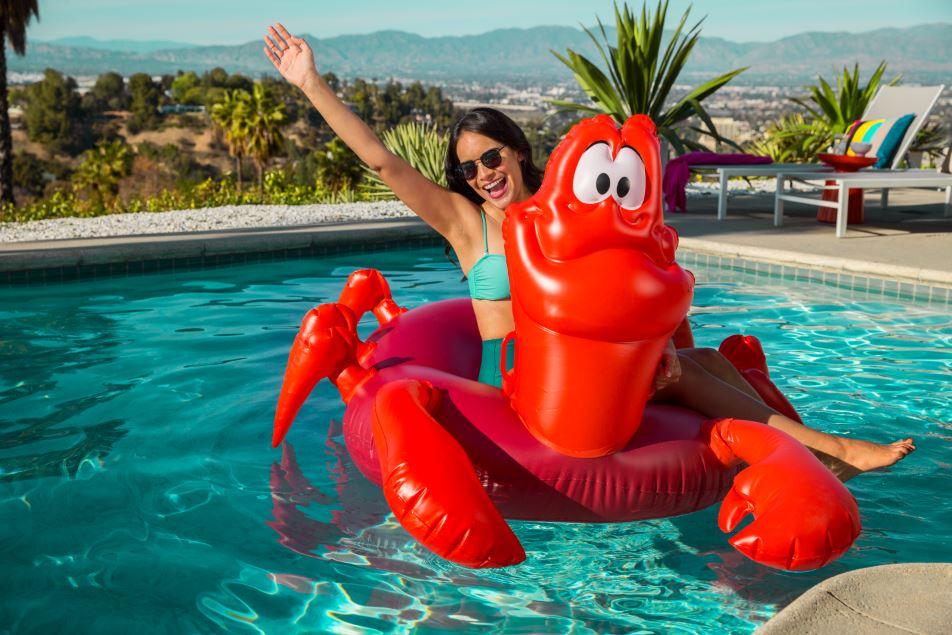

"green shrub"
[315,137,365,192]
[0,170,373,224]
[746,114,834,163]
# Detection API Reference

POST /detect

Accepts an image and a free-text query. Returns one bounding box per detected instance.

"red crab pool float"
[271,114,860,571]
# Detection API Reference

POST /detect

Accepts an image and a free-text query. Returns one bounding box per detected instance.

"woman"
[263,24,913,479]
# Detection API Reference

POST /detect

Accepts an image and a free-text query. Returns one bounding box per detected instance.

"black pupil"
[617,177,630,198]
[596,173,611,195]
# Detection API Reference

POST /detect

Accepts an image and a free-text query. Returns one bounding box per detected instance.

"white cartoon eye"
[612,147,647,210]
[572,143,614,204]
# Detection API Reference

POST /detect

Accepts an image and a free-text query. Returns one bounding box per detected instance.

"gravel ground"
[0,201,416,243]
[0,181,810,244]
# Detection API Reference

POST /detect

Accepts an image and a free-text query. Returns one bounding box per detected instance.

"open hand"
[264,23,318,90]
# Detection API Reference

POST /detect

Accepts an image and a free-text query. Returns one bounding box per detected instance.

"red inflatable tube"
[273,281,859,571]
[272,113,861,571]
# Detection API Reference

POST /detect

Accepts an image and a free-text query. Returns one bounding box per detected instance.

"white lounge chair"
[692,84,945,220]
[774,169,952,237]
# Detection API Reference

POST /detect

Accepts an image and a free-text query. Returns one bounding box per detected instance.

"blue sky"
[29,0,951,45]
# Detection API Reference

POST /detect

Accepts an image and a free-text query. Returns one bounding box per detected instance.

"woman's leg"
[678,347,764,401]
[654,355,915,481]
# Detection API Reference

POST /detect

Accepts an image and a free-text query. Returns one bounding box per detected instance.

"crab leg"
[338,268,406,326]
[273,270,408,446]
[272,303,374,447]
[371,379,526,568]
[703,418,861,571]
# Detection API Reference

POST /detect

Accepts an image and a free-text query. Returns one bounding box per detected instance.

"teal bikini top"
[467,210,511,301]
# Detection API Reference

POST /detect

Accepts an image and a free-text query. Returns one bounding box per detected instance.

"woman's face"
[455,131,530,210]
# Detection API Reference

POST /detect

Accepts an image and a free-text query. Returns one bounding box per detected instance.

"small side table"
[816,153,877,224]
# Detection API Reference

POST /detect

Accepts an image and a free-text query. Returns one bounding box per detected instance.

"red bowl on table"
[817,153,877,172]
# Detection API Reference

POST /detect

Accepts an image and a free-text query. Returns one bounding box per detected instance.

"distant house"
[158,104,206,115]
[7,105,24,130]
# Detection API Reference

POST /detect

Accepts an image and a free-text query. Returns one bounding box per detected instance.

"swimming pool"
[1,247,949,633]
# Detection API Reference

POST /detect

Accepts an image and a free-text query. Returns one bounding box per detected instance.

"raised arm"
[264,23,470,241]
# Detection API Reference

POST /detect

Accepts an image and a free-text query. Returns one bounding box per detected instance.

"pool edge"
[1,221,949,306]
[757,563,952,634]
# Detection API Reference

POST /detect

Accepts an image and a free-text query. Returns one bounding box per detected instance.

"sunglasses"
[455,145,506,180]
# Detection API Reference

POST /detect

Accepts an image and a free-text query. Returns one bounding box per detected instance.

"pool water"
[1,247,949,633]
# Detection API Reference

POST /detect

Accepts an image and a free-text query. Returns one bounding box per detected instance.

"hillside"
[10,23,951,85]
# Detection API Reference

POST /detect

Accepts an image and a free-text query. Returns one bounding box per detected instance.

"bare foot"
[811,438,915,482]
[840,437,916,472]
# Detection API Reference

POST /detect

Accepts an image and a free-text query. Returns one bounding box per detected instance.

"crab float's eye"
[572,143,614,204]
[612,147,647,210]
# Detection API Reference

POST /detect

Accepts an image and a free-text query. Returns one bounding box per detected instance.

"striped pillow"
[844,114,916,168]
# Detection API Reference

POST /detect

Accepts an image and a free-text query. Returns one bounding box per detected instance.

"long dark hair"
[445,107,544,204]
[443,107,544,269]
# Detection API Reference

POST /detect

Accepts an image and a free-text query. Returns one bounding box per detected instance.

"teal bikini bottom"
[477,338,515,389]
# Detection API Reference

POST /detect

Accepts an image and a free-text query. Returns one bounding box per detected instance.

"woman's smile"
[483,176,509,200]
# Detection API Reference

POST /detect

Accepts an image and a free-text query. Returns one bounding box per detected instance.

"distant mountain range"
[43,36,200,53]
[10,23,951,85]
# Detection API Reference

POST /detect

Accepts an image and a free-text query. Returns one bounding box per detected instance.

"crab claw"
[372,379,526,568]
[338,269,407,326]
[273,303,368,447]
[704,418,861,571]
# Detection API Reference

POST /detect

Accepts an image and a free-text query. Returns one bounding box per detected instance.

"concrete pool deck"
[0,191,949,290]
[665,188,952,286]
[759,563,952,634]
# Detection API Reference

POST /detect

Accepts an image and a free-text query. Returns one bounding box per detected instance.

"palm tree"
[72,138,133,210]
[1,0,40,209]
[551,0,746,155]
[210,89,251,191]
[242,83,287,194]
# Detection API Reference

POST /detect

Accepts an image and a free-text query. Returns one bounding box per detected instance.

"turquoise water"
[1,247,949,633]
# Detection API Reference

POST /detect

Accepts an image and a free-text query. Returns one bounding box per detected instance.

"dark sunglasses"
[455,145,506,180]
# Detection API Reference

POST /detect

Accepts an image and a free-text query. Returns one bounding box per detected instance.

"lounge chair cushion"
[844,114,916,168]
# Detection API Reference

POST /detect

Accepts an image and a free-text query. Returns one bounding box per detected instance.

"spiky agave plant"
[791,61,900,134]
[551,0,747,154]
[360,121,449,199]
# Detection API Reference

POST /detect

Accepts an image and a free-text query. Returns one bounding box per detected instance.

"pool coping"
[0,217,433,270]
[0,219,949,305]
[757,563,952,634]
[0,218,441,284]
[679,237,952,287]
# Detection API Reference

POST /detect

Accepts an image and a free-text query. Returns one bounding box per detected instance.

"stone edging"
[1,219,949,301]
[0,218,436,273]
[758,563,952,634]
[679,237,952,287]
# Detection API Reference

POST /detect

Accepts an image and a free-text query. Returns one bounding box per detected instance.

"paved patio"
[666,188,951,283]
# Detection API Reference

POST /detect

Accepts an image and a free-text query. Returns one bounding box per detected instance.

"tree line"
[5,65,461,219]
